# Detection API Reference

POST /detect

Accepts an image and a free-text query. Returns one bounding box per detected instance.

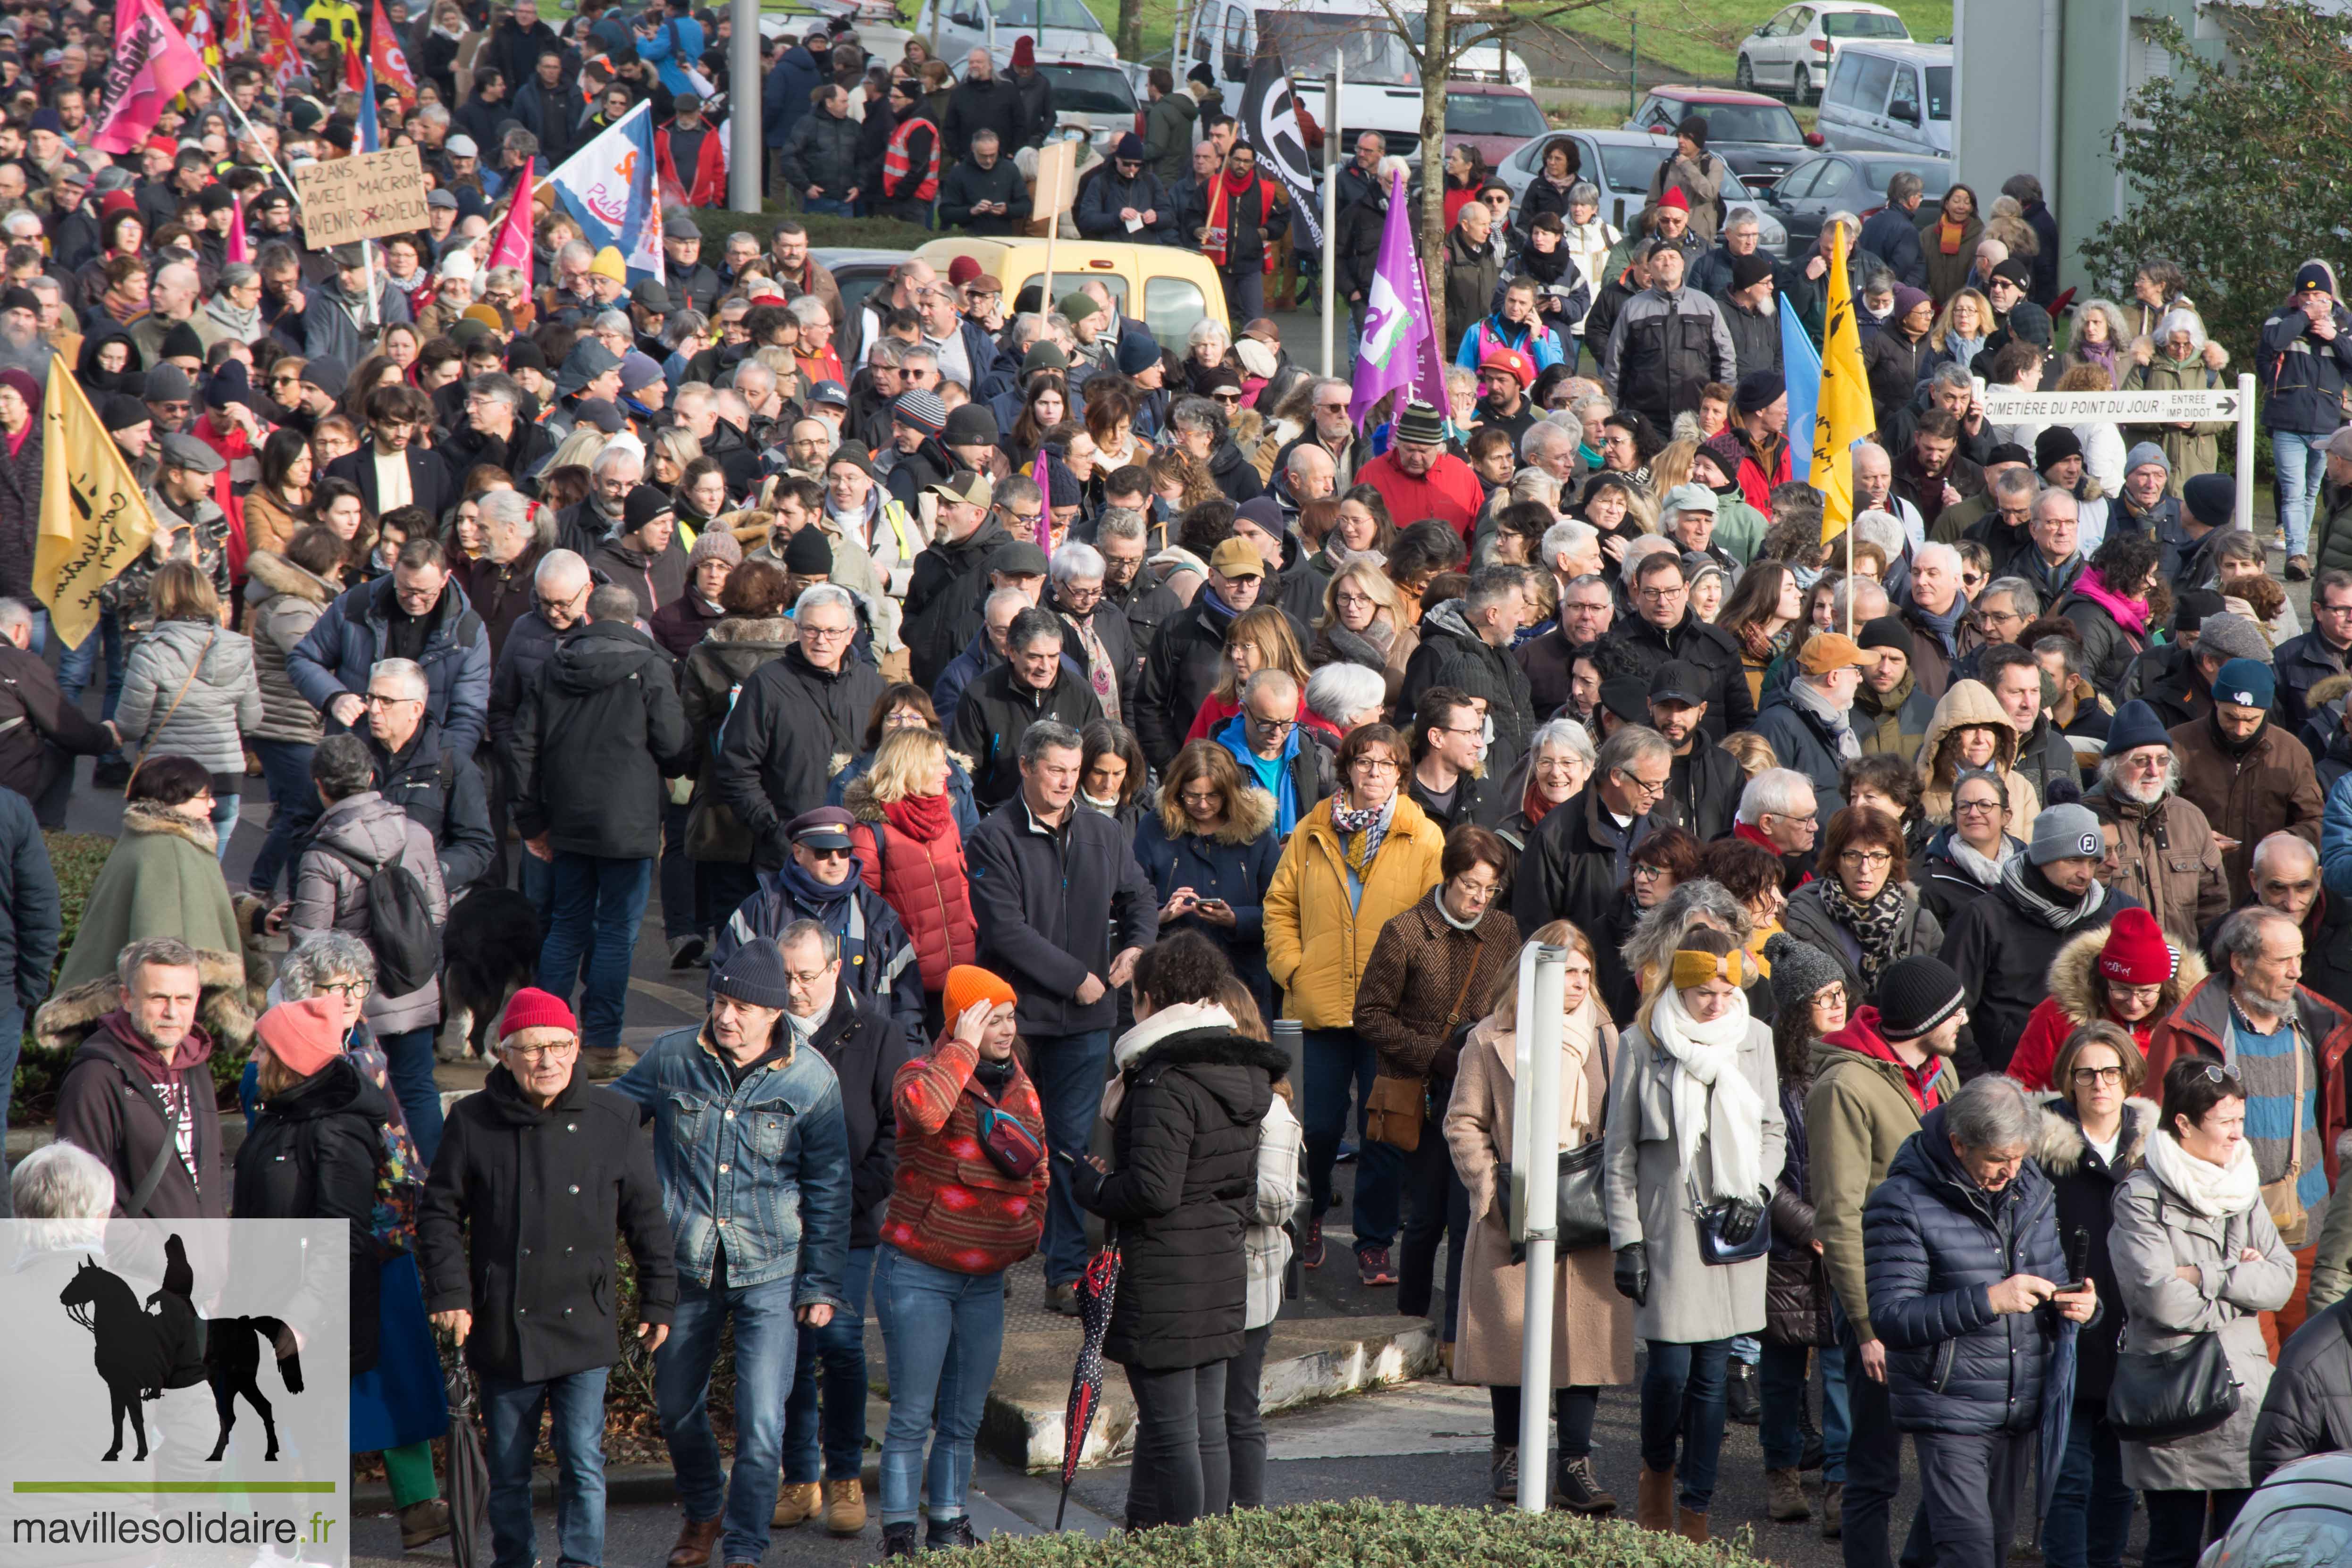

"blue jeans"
[1302,1027,1400,1253]
[875,1246,1004,1527]
[1760,1336,1850,1481]
[478,1366,609,1568]
[2041,1400,2130,1568]
[376,1023,445,1168]
[246,738,317,895]
[783,1245,875,1484]
[656,1271,800,1563]
[802,196,857,218]
[1027,1028,1111,1285]
[58,612,124,720]
[536,852,653,1049]
[1641,1338,1732,1515]
[2276,427,2328,556]
[658,797,696,941]
[209,792,240,864]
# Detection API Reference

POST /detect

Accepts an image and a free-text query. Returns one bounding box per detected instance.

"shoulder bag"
[1366,955,1483,1155]
[2106,1188,2244,1442]
[124,628,218,796]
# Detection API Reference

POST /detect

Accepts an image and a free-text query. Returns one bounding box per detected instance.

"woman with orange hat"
[874,964,1047,1557]
[2003,906,2204,1093]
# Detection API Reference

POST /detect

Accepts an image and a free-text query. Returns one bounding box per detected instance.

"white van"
[1181,2,1428,151]
[909,0,1119,66]
[1814,42,1953,157]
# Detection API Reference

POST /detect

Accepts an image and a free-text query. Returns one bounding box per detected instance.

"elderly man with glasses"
[1513,722,1674,937]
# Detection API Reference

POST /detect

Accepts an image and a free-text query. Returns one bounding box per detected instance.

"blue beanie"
[1116,327,1162,377]
[710,939,793,1012]
[2212,658,2276,711]
[2103,699,2171,757]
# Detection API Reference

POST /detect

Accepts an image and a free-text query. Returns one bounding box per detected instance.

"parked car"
[1179,1,1426,153]
[908,237,1226,351]
[1735,1,1910,105]
[949,53,1141,159]
[815,248,914,366]
[910,0,1118,64]
[1493,129,1789,252]
[1760,150,1952,258]
[1444,84,1551,170]
[2196,1452,2352,1568]
[1814,41,1953,157]
[1626,84,1823,193]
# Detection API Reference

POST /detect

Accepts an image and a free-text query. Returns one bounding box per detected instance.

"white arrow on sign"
[1979,387,2242,422]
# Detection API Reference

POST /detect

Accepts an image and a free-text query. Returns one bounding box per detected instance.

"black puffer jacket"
[1512,786,1644,970]
[1397,598,1538,782]
[2057,585,2150,700]
[504,620,692,860]
[1135,589,1243,772]
[1600,608,1756,738]
[904,517,1014,694]
[713,643,889,870]
[1072,1014,1281,1370]
[1766,1046,1824,1347]
[946,662,1105,813]
[231,1055,389,1372]
[1864,1103,2075,1434]
[777,102,863,196]
[2252,1295,2352,1482]
[2031,1094,2152,1402]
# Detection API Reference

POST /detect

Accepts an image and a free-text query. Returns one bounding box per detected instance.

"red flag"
[370,0,417,106]
[260,0,305,92]
[90,0,206,156]
[223,0,254,58]
[343,38,365,95]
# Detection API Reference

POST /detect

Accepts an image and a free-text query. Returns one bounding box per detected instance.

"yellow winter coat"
[1263,792,1446,1029]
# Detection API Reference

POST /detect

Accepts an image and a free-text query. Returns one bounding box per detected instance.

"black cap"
[2173,587,2226,634]
[1876,955,1967,1042]
[1984,442,2033,468]
[1647,660,1708,706]
[1599,675,1650,726]
[782,526,834,575]
[622,484,674,532]
[1857,616,1915,659]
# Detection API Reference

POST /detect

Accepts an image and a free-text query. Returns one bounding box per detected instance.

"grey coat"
[1602,1012,1785,1343]
[290,792,450,1034]
[241,549,336,745]
[2108,1161,2296,1491]
[113,618,265,778]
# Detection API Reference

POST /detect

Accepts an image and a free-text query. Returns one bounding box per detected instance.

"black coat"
[713,643,888,870]
[2029,1094,2150,1402]
[2057,587,2150,700]
[2252,1296,2352,1483]
[904,517,1013,694]
[232,1056,389,1371]
[416,1065,677,1384]
[936,156,1032,235]
[1864,1104,2073,1434]
[1070,1023,1280,1369]
[942,76,1025,161]
[966,797,1159,1038]
[1600,608,1756,738]
[0,778,56,1027]
[504,620,692,859]
[1938,866,2139,1077]
[1396,598,1538,783]
[947,662,1105,813]
[1512,784,1645,955]
[804,986,912,1250]
[1135,590,1243,772]
[1659,739,1743,843]
[280,716,496,892]
[326,445,452,525]
[1749,682,1855,816]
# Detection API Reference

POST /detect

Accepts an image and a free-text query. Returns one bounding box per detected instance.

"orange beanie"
[942,965,1017,1021]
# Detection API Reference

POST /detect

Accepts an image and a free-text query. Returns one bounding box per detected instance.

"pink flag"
[488,175,534,298]
[225,193,250,265]
[1029,448,1052,552]
[91,0,205,156]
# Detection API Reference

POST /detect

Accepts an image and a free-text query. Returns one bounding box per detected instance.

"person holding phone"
[1862,1072,2097,1568]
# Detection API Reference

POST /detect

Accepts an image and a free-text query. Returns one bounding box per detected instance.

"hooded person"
[1915,677,2040,830]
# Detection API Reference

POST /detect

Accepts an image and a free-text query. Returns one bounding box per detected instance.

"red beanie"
[498,987,578,1043]
[1011,34,1035,70]
[2097,907,2176,989]
[1657,186,1690,213]
[946,254,982,288]
[257,997,345,1077]
[942,965,1016,1023]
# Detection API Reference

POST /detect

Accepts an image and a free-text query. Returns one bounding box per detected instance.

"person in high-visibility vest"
[877,77,937,228]
[303,0,361,50]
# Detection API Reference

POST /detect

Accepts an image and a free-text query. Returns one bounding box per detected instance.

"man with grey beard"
[2081,698,2228,949]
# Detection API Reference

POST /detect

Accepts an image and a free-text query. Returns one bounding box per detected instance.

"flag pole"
[204,64,304,208]
[1321,55,1340,377]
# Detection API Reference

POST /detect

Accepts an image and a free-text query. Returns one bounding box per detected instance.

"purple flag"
[1348,169,1450,428]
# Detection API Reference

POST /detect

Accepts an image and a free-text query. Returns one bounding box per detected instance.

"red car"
[1442,83,1553,171]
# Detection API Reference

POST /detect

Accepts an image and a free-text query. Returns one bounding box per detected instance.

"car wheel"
[1736,54,1756,92]
[1797,66,1818,106]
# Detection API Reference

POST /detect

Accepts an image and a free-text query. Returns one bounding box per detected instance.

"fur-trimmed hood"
[34,947,260,1057]
[2047,922,2209,1026]
[700,614,794,647]
[2033,1093,2159,1179]
[1152,777,1276,847]
[242,548,338,606]
[119,797,220,853]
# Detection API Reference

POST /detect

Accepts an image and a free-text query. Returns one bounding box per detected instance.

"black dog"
[438,886,542,1061]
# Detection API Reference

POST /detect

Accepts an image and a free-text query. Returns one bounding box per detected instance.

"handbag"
[123,627,217,795]
[2108,1332,2241,1442]
[2259,1026,2310,1247]
[1496,1140,1612,1258]
[1691,1174,1772,1266]
[1368,954,1488,1155]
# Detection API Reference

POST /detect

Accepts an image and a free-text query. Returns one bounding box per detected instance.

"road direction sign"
[1980,387,2243,422]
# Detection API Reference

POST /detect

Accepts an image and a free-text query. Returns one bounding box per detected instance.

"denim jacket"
[615,1024,853,1304]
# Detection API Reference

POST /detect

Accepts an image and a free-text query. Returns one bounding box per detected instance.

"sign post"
[1510,941,1568,1513]
[1033,138,1078,302]
[1982,375,2261,538]
[292,145,430,251]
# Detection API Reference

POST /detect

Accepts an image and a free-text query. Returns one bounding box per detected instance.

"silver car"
[1494,128,1788,252]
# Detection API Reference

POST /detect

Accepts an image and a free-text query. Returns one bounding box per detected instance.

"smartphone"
[2058,1224,2092,1295]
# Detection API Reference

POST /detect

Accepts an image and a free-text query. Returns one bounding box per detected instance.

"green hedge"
[695,204,944,253]
[11,831,116,1122]
[958,1503,1771,1566]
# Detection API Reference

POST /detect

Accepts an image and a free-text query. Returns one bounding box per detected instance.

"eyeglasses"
[800,623,855,642]
[1350,757,1400,775]
[1766,811,1819,826]
[2070,1065,2125,1086]
[1315,401,1350,414]
[318,978,372,1001]
[1630,862,1672,880]
[1210,392,1242,405]
[1247,713,1297,735]
[1838,849,1894,869]
[798,844,852,861]
[1954,798,2004,817]
[2191,1063,2240,1086]
[1614,770,1670,798]
[535,592,583,613]
[362,692,419,707]
[505,1040,580,1062]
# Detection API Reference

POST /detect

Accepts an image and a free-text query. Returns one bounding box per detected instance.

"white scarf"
[1949,834,2011,886]
[1101,1000,1238,1123]
[2143,1125,2262,1218]
[1648,983,1764,1204]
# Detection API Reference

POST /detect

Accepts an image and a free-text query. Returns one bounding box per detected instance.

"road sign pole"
[2237,371,2258,547]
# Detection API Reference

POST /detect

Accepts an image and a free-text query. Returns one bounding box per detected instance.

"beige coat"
[1443,1015,1634,1389]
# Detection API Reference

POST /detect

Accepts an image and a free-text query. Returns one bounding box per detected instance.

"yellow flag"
[36,355,157,650]
[1814,222,1875,544]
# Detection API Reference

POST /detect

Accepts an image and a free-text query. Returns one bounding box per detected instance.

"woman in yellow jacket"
[1264,721,1446,1288]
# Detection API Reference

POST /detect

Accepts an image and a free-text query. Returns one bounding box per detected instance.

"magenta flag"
[91,0,205,156]
[1347,169,1448,428]
[487,174,535,297]
[225,196,250,265]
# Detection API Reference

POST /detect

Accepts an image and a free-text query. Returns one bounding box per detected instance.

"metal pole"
[1321,59,1340,377]
[360,237,378,334]
[728,0,761,211]
[1515,942,1567,1513]
[206,66,305,205]
[1628,20,1638,118]
[928,0,943,66]
[2236,371,2258,546]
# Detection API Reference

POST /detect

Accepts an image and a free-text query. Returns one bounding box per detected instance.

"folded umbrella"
[1056,1244,1123,1531]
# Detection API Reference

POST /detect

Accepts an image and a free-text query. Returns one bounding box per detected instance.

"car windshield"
[1259,11,1420,85]
[1679,103,1804,143]
[991,0,1105,32]
[1598,143,1756,200]
[1822,10,1908,37]
[1040,64,1136,114]
[1407,14,1508,51]
[1861,156,1952,195]
[1924,66,1952,119]
[1445,92,1548,138]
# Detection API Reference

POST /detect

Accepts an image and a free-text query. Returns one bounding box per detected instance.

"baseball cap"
[929,471,993,509]
[1209,538,1266,579]
[1796,633,1873,675]
[1647,661,1708,706]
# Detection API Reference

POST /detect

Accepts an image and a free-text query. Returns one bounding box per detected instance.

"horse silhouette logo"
[56,1235,306,1464]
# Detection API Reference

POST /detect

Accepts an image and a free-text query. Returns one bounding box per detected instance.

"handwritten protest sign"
[294,146,430,249]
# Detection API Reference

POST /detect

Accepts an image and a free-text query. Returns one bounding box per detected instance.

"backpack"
[322,843,441,996]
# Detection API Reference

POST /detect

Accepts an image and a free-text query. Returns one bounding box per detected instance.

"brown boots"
[1636,1466,1674,1532]
[666,1515,722,1568]
[1677,1507,1709,1544]
[1768,1466,1813,1521]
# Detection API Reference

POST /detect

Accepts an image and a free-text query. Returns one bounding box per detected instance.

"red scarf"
[1522,772,1559,830]
[882,790,955,843]
[1204,170,1268,273]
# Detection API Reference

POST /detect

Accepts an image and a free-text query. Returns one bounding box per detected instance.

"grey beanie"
[2123,441,2170,479]
[2193,612,2271,666]
[2029,803,2105,866]
[1764,933,1846,1013]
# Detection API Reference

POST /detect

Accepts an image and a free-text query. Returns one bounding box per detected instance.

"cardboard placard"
[294,146,430,250]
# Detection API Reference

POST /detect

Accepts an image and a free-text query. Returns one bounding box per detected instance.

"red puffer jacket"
[845,774,976,995]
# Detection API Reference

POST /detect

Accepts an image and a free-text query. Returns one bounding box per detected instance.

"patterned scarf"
[1330,791,1396,883]
[1820,878,1911,991]
[1063,609,1120,721]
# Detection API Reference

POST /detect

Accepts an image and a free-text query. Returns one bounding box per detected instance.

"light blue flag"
[547,99,664,280]
[1781,301,1821,483]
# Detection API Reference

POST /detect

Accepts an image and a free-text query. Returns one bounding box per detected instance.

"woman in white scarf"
[2108,1058,2296,1567]
[1602,927,1784,1542]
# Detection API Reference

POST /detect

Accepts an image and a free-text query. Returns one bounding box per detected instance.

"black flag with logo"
[1239,46,1323,250]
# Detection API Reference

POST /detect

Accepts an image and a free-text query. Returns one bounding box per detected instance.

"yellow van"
[909,238,1228,352]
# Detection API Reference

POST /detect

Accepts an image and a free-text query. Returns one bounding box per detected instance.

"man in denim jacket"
[617,940,853,1568]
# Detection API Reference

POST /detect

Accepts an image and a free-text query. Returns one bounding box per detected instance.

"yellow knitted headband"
[1672,947,1748,990]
